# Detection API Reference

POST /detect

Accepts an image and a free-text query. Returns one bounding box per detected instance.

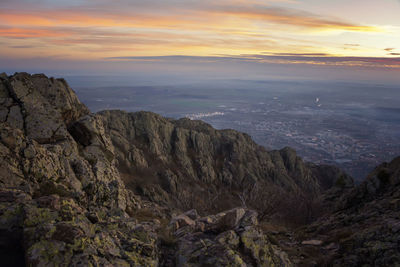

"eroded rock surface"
[0,73,157,266]
[300,156,400,266]
[99,109,341,214]
[170,208,292,267]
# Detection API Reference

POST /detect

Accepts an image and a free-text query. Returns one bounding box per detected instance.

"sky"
[1,0,400,83]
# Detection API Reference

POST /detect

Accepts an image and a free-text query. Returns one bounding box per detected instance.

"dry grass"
[133,208,159,222]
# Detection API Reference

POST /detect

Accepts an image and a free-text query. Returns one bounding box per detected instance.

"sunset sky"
[1,0,400,82]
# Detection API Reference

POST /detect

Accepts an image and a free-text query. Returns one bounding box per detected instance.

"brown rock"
[52,222,85,244]
[36,195,60,210]
[170,214,196,231]
[217,208,246,230]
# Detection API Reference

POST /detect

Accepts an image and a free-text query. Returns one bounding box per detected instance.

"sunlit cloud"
[0,5,382,33]
[0,0,399,73]
[209,6,381,32]
[0,26,68,38]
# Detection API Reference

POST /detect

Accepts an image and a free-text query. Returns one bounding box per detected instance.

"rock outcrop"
[0,73,157,266]
[169,208,292,266]
[280,156,400,266]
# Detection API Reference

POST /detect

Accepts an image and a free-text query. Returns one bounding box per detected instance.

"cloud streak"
[0,4,381,33]
[105,54,400,69]
[209,6,380,32]
[0,0,398,71]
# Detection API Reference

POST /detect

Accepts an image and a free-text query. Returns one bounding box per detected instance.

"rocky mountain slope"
[0,72,398,266]
[98,109,349,215]
[293,156,400,266]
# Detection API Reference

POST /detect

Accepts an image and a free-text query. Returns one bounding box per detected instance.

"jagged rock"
[240,209,258,228]
[172,208,293,266]
[99,109,339,216]
[170,214,196,231]
[3,73,88,144]
[216,230,240,247]
[219,208,246,229]
[0,73,159,266]
[293,156,400,265]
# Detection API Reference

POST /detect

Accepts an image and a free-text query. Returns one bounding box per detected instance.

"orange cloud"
[0,11,216,30]
[210,7,381,32]
[0,5,381,32]
[0,27,68,38]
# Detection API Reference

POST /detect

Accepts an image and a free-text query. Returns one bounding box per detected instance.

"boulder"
[217,208,246,230]
[184,209,199,220]
[170,214,196,231]
[171,208,293,266]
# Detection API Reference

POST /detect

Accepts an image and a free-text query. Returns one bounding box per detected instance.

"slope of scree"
[1,72,398,266]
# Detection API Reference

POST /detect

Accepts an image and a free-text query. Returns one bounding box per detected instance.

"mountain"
[0,72,398,266]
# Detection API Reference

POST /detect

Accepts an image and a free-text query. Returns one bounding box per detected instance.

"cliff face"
[0,73,398,266]
[99,109,344,214]
[0,73,159,266]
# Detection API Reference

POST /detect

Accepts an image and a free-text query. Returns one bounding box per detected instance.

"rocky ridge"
[0,72,399,266]
[99,109,351,216]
